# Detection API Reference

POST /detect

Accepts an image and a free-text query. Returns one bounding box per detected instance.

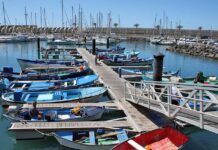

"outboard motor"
[3,67,13,74]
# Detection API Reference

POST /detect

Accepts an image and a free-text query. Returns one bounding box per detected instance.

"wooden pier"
[77,48,159,132]
[9,121,130,131]
[22,102,119,109]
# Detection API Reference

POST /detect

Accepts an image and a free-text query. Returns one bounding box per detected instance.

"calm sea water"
[0,41,218,150]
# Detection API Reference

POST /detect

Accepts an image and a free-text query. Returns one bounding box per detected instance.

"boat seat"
[89,131,96,145]
[24,94,30,102]
[127,140,145,150]
[53,91,63,100]
[62,92,67,99]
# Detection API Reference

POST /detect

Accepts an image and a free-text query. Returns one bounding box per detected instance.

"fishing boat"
[120,68,143,75]
[96,46,125,53]
[1,87,107,105]
[157,39,176,45]
[40,48,82,60]
[3,65,90,81]
[6,75,98,92]
[4,105,105,122]
[103,57,153,66]
[144,70,180,79]
[142,74,170,82]
[53,129,128,150]
[183,76,218,85]
[17,58,84,71]
[47,39,77,45]
[98,51,140,61]
[112,127,189,150]
[124,51,141,57]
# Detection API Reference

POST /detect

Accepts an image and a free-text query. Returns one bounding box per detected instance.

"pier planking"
[9,121,130,131]
[22,102,119,109]
[77,48,159,132]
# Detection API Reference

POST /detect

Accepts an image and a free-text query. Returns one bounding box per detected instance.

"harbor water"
[0,41,218,150]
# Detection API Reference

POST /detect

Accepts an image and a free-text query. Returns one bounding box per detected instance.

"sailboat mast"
[2,1,6,25]
[61,0,64,27]
[81,8,83,31]
[25,7,28,25]
[35,12,37,25]
[40,7,42,27]
[44,8,47,27]
[72,6,74,27]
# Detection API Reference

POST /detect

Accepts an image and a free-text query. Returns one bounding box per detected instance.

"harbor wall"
[166,44,218,60]
[1,25,218,39]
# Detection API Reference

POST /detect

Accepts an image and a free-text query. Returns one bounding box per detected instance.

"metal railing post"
[124,81,126,101]
[199,89,203,129]
[167,84,172,117]
[134,82,136,100]
[194,90,197,111]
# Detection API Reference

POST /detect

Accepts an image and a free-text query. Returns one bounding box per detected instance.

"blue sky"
[1,0,218,29]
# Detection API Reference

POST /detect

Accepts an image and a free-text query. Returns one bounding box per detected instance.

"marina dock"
[9,121,130,131]
[77,48,159,132]
[22,102,119,109]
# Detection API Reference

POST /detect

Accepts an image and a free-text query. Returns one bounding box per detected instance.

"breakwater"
[166,44,218,60]
[1,25,218,39]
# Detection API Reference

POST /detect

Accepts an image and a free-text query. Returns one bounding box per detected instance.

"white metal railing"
[124,81,218,134]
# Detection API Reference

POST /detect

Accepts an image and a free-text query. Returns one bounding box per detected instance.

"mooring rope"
[33,128,54,137]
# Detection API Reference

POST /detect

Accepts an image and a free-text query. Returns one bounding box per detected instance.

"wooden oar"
[96,131,122,139]
[75,131,122,143]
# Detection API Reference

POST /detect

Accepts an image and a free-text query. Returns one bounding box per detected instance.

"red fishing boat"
[113,127,189,150]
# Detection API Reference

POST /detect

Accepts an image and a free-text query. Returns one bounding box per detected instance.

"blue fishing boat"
[6,75,98,92]
[2,65,90,81]
[96,46,125,53]
[143,70,180,79]
[123,51,141,57]
[103,57,153,66]
[53,129,128,150]
[4,105,105,122]
[17,58,84,71]
[1,87,107,105]
[119,68,143,75]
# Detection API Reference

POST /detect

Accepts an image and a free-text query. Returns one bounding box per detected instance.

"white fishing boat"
[54,129,128,150]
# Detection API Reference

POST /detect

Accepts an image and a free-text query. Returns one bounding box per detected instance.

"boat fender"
[170,76,183,83]
[8,105,18,113]
[71,107,81,114]
[209,76,217,81]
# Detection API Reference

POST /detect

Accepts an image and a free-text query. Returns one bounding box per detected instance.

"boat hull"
[17,59,82,71]
[4,107,104,122]
[103,60,152,66]
[1,92,103,106]
[5,68,90,81]
[13,130,45,140]
[54,134,114,150]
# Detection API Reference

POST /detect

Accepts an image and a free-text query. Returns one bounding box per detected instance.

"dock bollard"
[95,55,97,65]
[84,36,86,44]
[153,52,164,81]
[37,38,40,59]
[119,67,122,78]
[153,52,164,92]
[92,39,96,55]
[107,37,110,49]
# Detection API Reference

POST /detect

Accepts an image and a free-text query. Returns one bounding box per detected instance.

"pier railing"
[124,81,218,134]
